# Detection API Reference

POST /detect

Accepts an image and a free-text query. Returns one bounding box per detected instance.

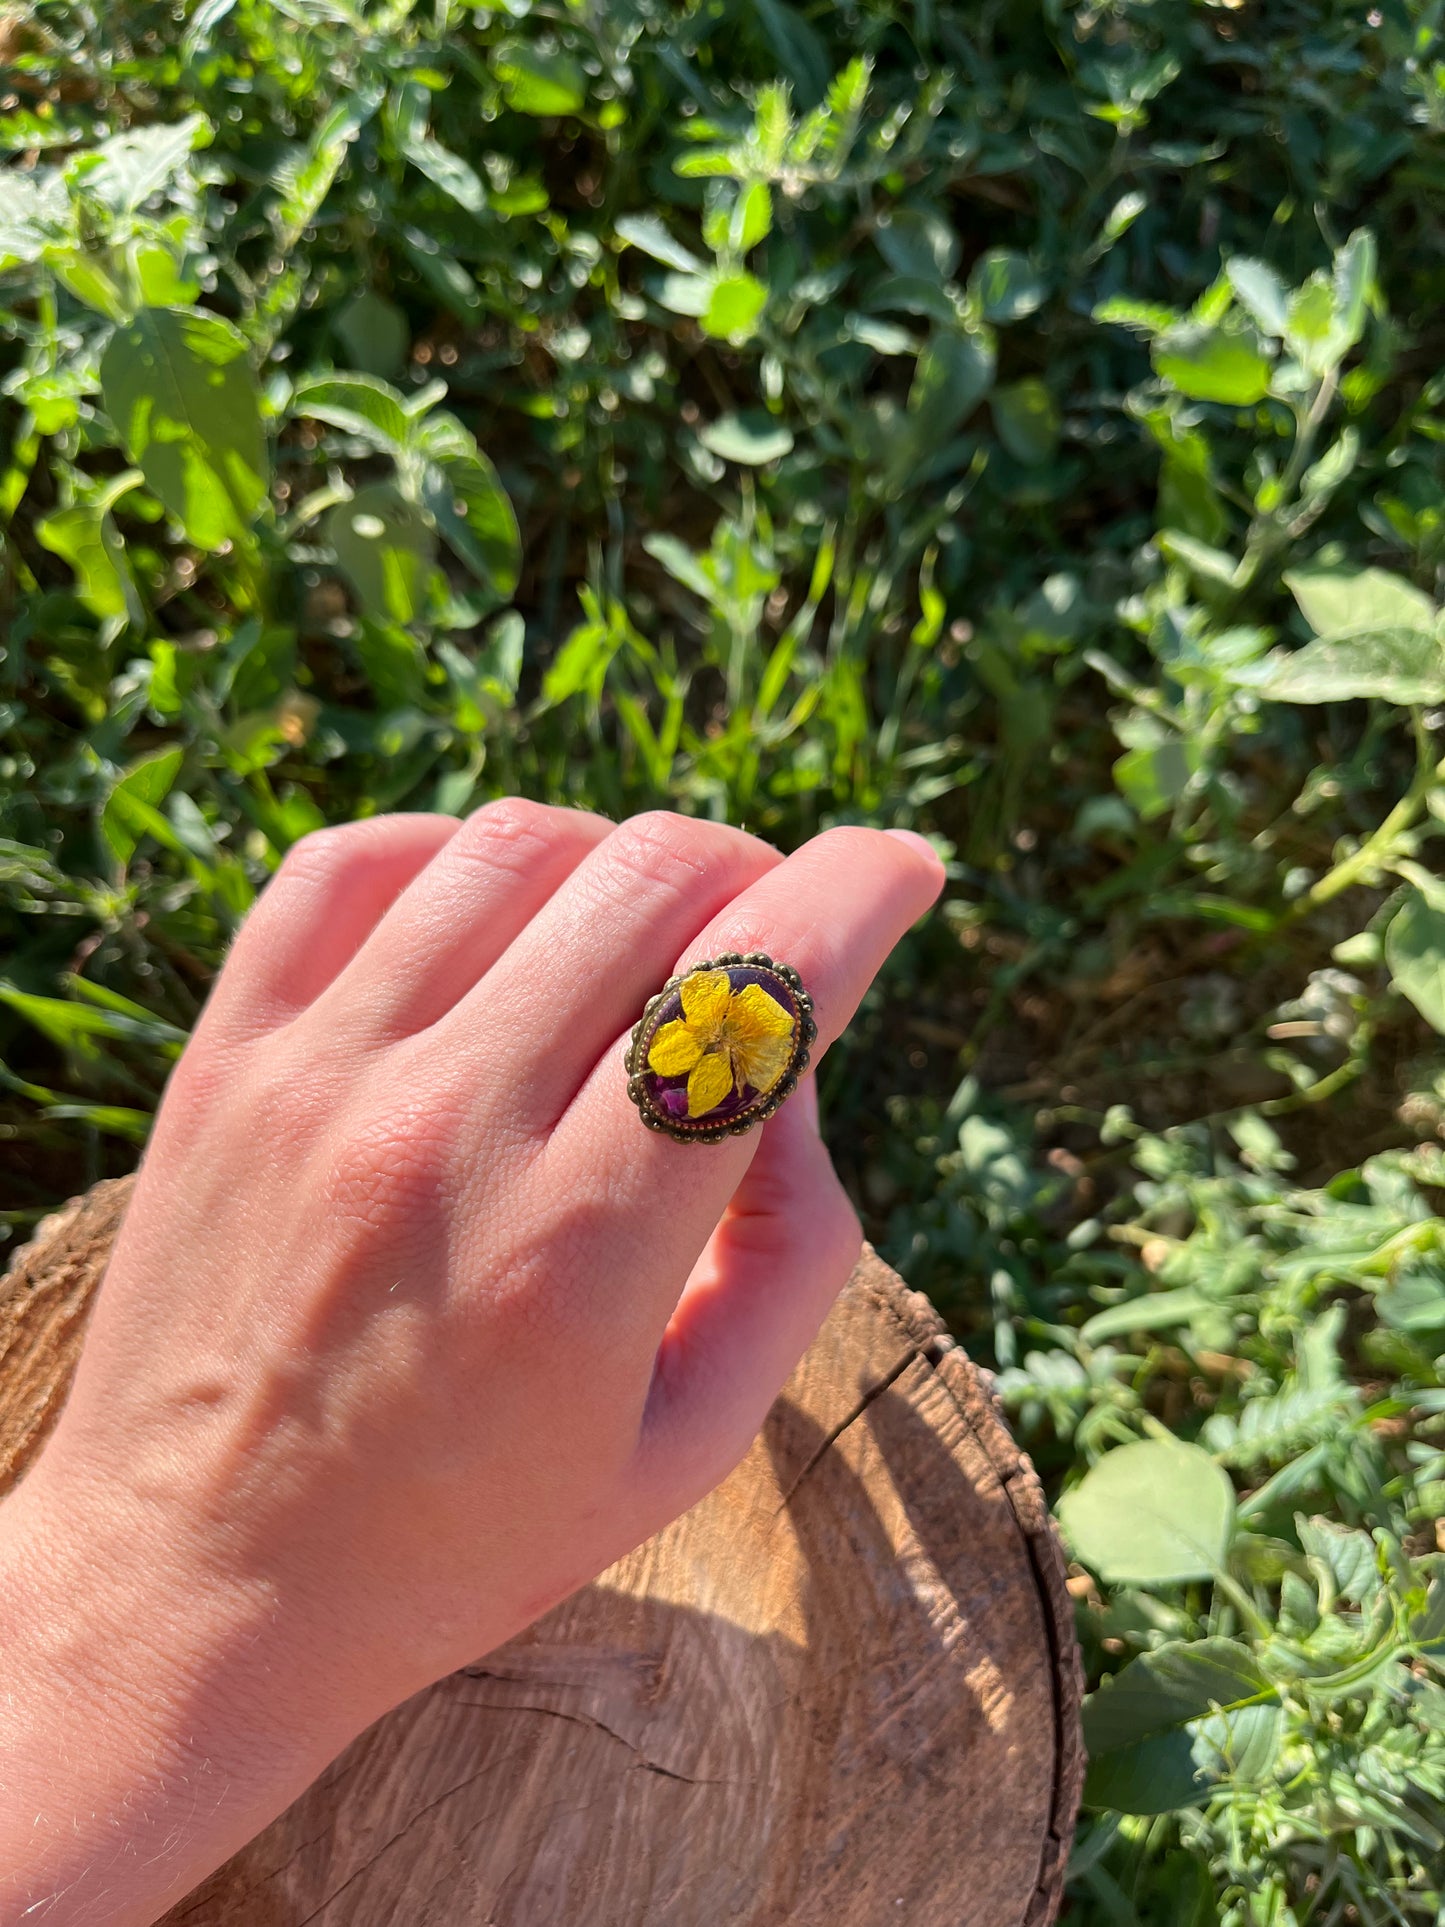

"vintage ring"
[626,953,817,1144]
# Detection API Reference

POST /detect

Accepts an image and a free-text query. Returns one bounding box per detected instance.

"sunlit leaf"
[327,483,436,624]
[1225,257,1290,337]
[970,249,1046,324]
[1285,566,1436,638]
[1084,1640,1279,1815]
[1058,1439,1236,1585]
[100,307,270,550]
[70,114,209,214]
[37,503,142,634]
[701,272,768,342]
[101,748,184,867]
[493,40,586,117]
[289,371,412,455]
[1154,324,1272,404]
[699,413,794,464]
[1247,628,1445,706]
[615,214,704,274]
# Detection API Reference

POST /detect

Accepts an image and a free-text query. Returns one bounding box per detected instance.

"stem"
[1299,741,1445,917]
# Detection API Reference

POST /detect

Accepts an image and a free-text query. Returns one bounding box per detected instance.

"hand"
[0,803,942,1925]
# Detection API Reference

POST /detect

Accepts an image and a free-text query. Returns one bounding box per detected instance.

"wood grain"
[0,1179,1083,1925]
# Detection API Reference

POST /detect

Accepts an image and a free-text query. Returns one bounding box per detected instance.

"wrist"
[0,1462,351,1927]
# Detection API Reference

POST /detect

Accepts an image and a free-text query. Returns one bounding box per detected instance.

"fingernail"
[884,828,944,869]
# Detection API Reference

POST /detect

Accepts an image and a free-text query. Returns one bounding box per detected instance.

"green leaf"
[731,181,773,252]
[493,40,586,117]
[37,504,141,634]
[969,249,1046,324]
[701,272,768,342]
[615,214,704,274]
[1332,228,1376,347]
[1080,1287,1217,1345]
[908,325,995,435]
[327,484,436,625]
[1057,1438,1236,1585]
[1094,295,1180,337]
[643,532,714,602]
[333,291,409,381]
[413,415,521,602]
[1114,737,1197,820]
[99,307,270,551]
[656,270,715,318]
[72,114,209,214]
[748,0,830,106]
[1083,1638,1277,1815]
[1160,531,1240,588]
[1297,1515,1382,1606]
[1249,628,1445,706]
[405,135,487,216]
[50,251,130,321]
[289,372,412,456]
[132,241,202,309]
[543,612,624,704]
[274,83,384,249]
[349,618,429,712]
[1300,429,1359,501]
[0,173,69,271]
[1225,257,1290,336]
[0,983,187,1050]
[699,413,794,465]
[100,748,184,867]
[1153,324,1272,405]
[992,378,1060,465]
[1284,273,1349,377]
[875,205,959,282]
[1285,566,1436,637]
[1386,886,1445,1033]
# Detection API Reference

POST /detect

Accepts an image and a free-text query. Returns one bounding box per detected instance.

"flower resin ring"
[626,953,817,1144]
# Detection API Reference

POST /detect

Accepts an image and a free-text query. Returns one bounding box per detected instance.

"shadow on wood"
[0,1178,1084,1926]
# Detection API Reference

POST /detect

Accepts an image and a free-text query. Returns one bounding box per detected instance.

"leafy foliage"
[4,0,1445,1919]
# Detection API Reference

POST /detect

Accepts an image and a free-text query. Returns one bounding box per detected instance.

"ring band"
[626,952,817,1144]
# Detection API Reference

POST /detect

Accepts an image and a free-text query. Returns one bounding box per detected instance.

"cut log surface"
[0,1178,1083,1927]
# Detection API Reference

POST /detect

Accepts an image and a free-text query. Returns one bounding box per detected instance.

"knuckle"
[453,796,561,879]
[315,1103,453,1235]
[472,795,556,840]
[276,819,372,887]
[597,811,734,904]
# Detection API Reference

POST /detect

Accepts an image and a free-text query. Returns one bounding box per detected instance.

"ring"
[626,952,817,1144]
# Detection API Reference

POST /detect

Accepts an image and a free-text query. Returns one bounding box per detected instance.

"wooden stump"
[0,1179,1083,1926]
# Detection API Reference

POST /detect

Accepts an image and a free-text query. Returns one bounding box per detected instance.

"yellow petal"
[679,968,732,1033]
[686,1048,735,1118]
[728,982,795,1041]
[648,1019,703,1077]
[731,1029,793,1096]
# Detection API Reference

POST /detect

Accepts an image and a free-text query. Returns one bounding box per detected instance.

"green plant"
[4,0,1445,1917]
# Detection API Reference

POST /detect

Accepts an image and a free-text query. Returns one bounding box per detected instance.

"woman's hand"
[0,803,942,1926]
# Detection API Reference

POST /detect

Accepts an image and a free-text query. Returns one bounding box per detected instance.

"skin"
[0,802,943,1926]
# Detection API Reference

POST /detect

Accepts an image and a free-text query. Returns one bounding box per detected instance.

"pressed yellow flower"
[647,969,796,1119]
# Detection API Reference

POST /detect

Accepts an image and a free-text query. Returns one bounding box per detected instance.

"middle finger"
[422,810,782,1126]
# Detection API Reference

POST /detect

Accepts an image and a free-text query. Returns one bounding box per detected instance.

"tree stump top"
[1,1178,1083,1926]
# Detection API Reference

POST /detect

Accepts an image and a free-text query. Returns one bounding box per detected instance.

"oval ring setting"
[626,953,817,1144]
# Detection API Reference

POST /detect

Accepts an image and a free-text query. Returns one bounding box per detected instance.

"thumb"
[635,1077,862,1505]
